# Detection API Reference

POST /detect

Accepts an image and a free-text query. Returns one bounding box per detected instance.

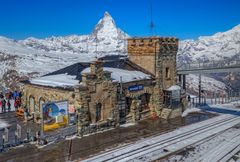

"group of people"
[0,90,22,113]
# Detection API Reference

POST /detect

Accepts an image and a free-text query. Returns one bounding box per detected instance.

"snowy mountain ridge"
[178,24,240,63]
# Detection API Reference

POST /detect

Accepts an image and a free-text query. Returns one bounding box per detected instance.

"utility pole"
[199,74,202,106]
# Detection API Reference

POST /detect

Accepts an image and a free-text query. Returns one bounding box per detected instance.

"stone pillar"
[130,99,139,122]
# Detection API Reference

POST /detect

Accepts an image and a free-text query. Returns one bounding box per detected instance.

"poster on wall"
[42,101,68,132]
[68,104,76,125]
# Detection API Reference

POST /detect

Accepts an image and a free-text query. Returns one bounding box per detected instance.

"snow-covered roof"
[166,85,181,91]
[30,74,79,88]
[29,67,150,88]
[81,67,151,83]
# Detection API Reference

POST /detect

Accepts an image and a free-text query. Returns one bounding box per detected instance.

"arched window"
[96,103,102,122]
[39,97,45,113]
[29,96,35,114]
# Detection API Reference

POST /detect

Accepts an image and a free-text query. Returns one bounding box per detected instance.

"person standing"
[13,91,17,100]
[7,100,11,112]
[2,99,6,113]
[0,100,2,113]
[14,100,17,110]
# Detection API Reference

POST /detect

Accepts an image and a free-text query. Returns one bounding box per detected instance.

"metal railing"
[187,92,240,108]
[177,59,240,72]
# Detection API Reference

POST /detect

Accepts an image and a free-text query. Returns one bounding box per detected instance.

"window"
[39,97,45,113]
[165,67,170,79]
[96,103,102,122]
[29,96,35,113]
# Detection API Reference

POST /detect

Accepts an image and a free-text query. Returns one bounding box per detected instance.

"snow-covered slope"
[178,25,240,63]
[186,74,226,94]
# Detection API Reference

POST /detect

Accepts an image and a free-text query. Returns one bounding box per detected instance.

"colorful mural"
[42,101,68,132]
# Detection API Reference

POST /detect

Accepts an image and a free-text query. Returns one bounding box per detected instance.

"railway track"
[199,134,240,162]
[82,114,240,162]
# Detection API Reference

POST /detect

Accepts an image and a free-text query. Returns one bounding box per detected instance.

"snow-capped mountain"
[20,12,129,55]
[0,12,129,88]
[178,25,240,64]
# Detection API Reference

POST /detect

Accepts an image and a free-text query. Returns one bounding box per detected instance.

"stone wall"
[77,60,119,136]
[128,37,160,75]
[23,84,78,118]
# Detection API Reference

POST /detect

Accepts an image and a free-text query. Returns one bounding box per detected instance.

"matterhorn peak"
[104,11,111,18]
[90,11,118,39]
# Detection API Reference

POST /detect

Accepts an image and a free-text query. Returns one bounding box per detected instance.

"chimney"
[90,58,104,79]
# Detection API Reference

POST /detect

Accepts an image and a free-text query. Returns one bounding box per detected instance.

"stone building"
[21,36,180,136]
[128,37,179,117]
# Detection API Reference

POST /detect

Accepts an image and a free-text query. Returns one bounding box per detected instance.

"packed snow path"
[82,114,240,162]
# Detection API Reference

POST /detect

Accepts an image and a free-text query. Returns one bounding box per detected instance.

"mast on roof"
[149,0,155,35]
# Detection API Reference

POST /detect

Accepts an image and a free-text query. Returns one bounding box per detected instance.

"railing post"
[214,93,217,105]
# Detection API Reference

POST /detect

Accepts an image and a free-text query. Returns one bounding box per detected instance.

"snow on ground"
[82,67,151,83]
[164,126,240,162]
[182,108,201,117]
[0,103,10,129]
[119,123,136,128]
[213,100,240,110]
[0,120,8,129]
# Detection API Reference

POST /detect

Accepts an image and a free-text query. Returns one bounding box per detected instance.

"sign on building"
[128,84,144,92]
[42,101,68,132]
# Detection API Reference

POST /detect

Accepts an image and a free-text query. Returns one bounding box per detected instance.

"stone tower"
[128,37,179,114]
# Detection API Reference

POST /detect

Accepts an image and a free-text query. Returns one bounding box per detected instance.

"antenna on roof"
[149,0,155,35]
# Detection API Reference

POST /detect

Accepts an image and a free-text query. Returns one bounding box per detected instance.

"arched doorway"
[29,96,35,114]
[96,103,102,122]
[125,97,132,116]
[138,93,151,112]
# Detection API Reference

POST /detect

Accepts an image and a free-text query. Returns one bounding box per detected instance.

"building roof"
[25,55,154,89]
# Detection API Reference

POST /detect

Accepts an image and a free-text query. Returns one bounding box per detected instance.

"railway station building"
[21,36,181,136]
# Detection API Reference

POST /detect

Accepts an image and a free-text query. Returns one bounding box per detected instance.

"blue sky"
[0,0,239,40]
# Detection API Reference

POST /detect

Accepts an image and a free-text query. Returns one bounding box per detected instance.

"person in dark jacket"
[2,99,6,113]
[7,100,11,112]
